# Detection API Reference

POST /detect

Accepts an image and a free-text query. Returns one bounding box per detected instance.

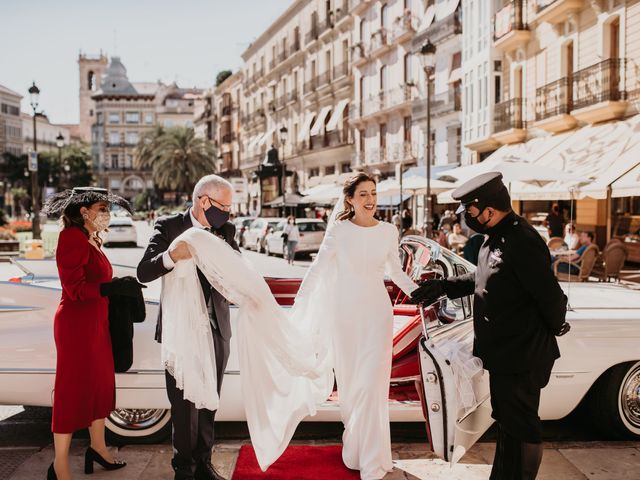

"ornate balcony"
[287,89,298,104]
[333,61,349,79]
[493,98,526,144]
[350,86,415,124]
[430,88,462,117]
[334,2,351,29]
[318,71,332,88]
[534,77,577,133]
[305,25,319,44]
[494,1,530,52]
[304,78,318,96]
[369,29,392,59]
[423,7,461,44]
[351,42,369,67]
[535,0,583,24]
[391,13,419,44]
[571,58,628,124]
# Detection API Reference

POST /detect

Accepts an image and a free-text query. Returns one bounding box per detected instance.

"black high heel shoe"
[84,446,127,474]
[47,463,57,480]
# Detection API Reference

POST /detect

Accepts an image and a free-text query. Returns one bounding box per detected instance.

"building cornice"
[240,0,308,61]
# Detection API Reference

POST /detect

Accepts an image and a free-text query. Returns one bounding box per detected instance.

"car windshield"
[298,222,326,232]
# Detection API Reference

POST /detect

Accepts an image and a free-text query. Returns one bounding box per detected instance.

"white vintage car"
[0,236,639,464]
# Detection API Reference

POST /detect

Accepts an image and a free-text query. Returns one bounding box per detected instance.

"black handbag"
[282,232,289,242]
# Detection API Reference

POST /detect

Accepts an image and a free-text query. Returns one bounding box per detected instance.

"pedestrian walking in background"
[401,209,413,233]
[283,216,300,265]
[545,204,564,239]
[392,210,401,232]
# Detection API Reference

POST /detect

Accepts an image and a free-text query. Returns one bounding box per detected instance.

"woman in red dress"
[43,187,144,480]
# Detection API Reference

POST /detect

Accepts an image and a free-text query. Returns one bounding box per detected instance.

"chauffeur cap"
[451,172,509,214]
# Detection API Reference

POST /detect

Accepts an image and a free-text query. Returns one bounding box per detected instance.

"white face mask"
[90,211,111,232]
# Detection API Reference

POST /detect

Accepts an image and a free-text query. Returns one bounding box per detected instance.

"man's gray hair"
[192,175,233,203]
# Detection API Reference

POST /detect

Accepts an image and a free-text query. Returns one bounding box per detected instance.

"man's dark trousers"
[166,320,229,479]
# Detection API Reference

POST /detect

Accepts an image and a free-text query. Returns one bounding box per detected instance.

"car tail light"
[8,277,21,283]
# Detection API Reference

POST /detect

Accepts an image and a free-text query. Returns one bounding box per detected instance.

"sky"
[1,0,292,124]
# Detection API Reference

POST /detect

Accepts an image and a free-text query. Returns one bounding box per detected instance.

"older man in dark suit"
[137,175,239,480]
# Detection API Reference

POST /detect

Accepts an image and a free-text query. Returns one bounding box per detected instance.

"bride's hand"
[169,241,192,262]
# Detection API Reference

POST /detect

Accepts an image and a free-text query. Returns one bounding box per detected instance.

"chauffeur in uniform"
[412,172,570,479]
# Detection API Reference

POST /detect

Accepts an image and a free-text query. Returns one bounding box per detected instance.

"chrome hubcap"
[109,408,167,430]
[621,365,640,428]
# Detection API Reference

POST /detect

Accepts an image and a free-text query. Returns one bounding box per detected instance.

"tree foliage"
[216,70,233,87]
[133,126,216,196]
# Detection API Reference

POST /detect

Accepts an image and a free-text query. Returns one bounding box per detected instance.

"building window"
[380,123,387,155]
[341,162,351,173]
[96,112,103,125]
[109,132,120,144]
[125,112,140,124]
[89,109,94,117]
[164,120,174,128]
[309,167,320,177]
[325,165,336,175]
[144,113,153,124]
[88,71,96,91]
[108,113,120,124]
[111,154,119,168]
[126,154,133,168]
[381,4,389,29]
[126,132,139,145]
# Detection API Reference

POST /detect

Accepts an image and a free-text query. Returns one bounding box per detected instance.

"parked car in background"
[264,218,326,257]
[242,217,285,252]
[103,216,137,247]
[232,216,256,248]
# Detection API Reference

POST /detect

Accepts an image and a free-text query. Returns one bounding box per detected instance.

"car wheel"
[105,408,171,445]
[588,361,640,440]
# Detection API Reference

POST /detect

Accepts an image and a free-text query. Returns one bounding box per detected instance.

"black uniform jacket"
[444,212,567,373]
[136,210,239,343]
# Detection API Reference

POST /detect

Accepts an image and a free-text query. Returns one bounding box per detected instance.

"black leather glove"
[556,322,571,336]
[410,279,447,306]
[100,276,147,298]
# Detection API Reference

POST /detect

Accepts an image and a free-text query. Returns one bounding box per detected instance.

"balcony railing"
[278,50,287,63]
[305,25,319,44]
[370,28,390,54]
[276,96,287,110]
[572,58,627,111]
[333,61,349,79]
[430,89,462,116]
[351,42,368,64]
[269,59,276,70]
[391,13,419,42]
[304,78,318,95]
[423,7,461,44]
[292,38,301,53]
[221,105,232,117]
[351,86,415,120]
[318,71,332,87]
[288,89,298,103]
[319,17,333,35]
[494,1,528,41]
[494,98,525,132]
[334,3,349,23]
[222,133,235,144]
[535,77,572,121]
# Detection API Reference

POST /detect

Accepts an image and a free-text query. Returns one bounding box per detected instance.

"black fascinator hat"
[43,187,133,217]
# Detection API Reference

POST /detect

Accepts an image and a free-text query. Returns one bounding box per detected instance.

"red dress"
[52,227,115,433]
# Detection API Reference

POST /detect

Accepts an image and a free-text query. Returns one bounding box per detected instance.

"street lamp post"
[56,132,64,190]
[419,40,436,239]
[279,125,288,216]
[28,82,41,239]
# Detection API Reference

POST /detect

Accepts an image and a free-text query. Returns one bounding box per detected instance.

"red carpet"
[232,445,361,479]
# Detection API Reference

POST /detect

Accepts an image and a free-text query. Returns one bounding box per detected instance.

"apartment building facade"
[0,84,23,157]
[21,113,71,154]
[350,0,421,177]
[240,0,354,213]
[412,0,463,168]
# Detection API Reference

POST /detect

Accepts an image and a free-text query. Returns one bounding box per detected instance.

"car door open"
[400,236,494,465]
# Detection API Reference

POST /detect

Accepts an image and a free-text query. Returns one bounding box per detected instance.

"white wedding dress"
[159,218,416,480]
[294,220,418,479]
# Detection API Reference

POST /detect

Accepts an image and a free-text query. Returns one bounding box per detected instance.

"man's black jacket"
[136,210,239,343]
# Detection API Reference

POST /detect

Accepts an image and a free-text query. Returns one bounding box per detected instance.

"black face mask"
[464,208,491,233]
[204,204,230,229]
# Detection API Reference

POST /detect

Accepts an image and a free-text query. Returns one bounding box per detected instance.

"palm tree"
[135,126,216,201]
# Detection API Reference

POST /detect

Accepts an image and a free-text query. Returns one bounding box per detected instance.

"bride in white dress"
[294,172,418,479]
[159,172,418,479]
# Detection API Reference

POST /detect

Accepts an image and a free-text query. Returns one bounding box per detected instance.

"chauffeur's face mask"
[464,206,492,233]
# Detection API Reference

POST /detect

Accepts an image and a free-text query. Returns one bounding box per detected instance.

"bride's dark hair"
[336,172,377,221]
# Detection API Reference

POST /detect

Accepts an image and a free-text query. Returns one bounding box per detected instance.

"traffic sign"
[28,151,38,172]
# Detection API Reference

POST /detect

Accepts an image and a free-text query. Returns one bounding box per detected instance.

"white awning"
[436,0,460,21]
[448,68,462,83]
[258,128,275,147]
[509,114,640,200]
[297,112,316,143]
[326,99,350,132]
[421,4,436,29]
[309,106,332,137]
[611,163,640,198]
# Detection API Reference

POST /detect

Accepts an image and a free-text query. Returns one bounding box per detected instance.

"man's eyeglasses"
[199,195,232,212]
